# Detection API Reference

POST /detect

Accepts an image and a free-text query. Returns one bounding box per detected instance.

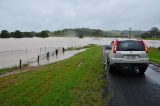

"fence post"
[56,49,58,56]
[19,59,22,69]
[62,47,65,54]
[37,55,40,66]
[47,52,50,61]
[47,52,50,57]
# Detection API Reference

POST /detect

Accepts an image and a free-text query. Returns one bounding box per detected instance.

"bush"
[0,30,11,38]
[35,30,49,38]
[12,30,24,38]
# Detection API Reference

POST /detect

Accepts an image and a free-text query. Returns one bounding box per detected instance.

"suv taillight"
[141,40,148,54]
[113,39,118,54]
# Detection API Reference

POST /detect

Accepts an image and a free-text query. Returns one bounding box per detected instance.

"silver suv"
[106,39,149,74]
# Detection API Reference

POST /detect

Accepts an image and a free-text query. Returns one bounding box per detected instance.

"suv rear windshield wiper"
[125,49,136,51]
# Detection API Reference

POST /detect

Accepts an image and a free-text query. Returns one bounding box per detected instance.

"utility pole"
[128,27,132,39]
[121,32,124,39]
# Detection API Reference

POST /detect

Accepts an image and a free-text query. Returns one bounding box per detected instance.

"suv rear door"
[115,40,148,61]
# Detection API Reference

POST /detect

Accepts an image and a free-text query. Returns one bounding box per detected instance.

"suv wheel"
[139,69,146,74]
[106,59,112,73]
[108,64,114,73]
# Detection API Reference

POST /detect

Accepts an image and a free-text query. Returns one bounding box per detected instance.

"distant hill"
[49,28,145,37]
[110,30,146,37]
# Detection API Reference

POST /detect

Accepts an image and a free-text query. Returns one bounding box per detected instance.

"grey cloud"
[0,0,160,31]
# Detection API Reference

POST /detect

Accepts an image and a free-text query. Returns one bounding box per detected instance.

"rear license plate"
[124,56,137,59]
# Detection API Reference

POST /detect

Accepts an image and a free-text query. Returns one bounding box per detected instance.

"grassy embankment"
[68,44,97,50]
[149,48,160,64]
[144,38,160,40]
[0,67,17,75]
[0,46,106,106]
[0,64,30,75]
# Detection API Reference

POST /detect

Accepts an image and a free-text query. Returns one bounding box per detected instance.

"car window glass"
[117,40,145,51]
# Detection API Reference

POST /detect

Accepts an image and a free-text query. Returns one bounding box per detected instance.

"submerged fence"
[0,43,85,69]
[0,47,70,69]
[0,47,57,54]
[19,47,66,68]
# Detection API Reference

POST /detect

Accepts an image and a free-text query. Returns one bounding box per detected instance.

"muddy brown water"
[0,37,159,68]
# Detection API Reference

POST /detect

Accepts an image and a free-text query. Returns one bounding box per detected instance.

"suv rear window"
[117,40,145,51]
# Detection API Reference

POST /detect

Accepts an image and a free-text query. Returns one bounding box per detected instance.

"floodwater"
[0,37,159,68]
[0,49,85,77]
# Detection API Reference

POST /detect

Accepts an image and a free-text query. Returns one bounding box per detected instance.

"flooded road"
[0,49,85,77]
[30,49,85,66]
[106,65,160,106]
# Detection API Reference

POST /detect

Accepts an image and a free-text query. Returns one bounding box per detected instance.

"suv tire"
[108,64,114,73]
[139,69,146,74]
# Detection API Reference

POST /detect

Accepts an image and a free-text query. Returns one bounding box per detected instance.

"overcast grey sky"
[0,0,160,31]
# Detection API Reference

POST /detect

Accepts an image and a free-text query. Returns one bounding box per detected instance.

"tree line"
[0,30,50,38]
[2,28,158,38]
[141,27,160,38]
[52,28,123,37]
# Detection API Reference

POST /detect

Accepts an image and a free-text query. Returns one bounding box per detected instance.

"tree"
[0,30,10,38]
[23,32,34,38]
[92,29,102,37]
[12,30,23,38]
[36,30,49,38]
[79,34,83,38]
[149,27,159,37]
[10,32,15,37]
[157,32,160,38]
[141,32,151,38]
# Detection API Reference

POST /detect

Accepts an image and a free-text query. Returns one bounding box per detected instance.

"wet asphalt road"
[103,46,160,106]
[106,65,160,106]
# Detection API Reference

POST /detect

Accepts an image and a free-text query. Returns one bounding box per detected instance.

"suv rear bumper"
[110,63,149,70]
[110,58,149,64]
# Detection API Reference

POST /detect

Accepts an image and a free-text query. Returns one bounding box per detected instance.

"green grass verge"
[0,46,106,106]
[0,64,29,75]
[149,48,160,64]
[68,44,97,50]
[0,67,17,75]
[144,38,160,40]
